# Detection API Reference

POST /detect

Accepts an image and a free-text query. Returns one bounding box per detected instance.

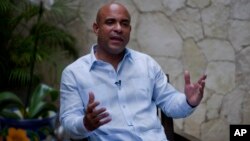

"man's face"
[93,4,131,55]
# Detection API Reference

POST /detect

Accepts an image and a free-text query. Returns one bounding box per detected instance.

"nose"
[114,23,122,33]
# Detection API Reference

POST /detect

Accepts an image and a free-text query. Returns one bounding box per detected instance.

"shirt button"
[123,105,126,108]
[128,122,132,126]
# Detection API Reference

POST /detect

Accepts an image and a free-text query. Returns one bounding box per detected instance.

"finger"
[87,92,97,113]
[93,118,112,130]
[92,107,107,117]
[98,117,112,126]
[95,112,110,122]
[198,74,207,84]
[184,70,191,85]
[195,81,205,96]
[87,101,100,113]
[88,92,95,104]
[93,113,111,129]
[200,80,206,94]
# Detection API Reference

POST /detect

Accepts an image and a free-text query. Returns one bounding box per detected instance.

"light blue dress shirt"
[60,44,195,141]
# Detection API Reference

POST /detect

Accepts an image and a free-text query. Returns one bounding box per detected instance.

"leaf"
[0,0,11,13]
[9,68,30,86]
[0,109,21,119]
[0,91,25,117]
[30,22,78,59]
[0,0,81,119]
[30,84,58,105]
[28,102,58,119]
[28,84,58,118]
[0,92,24,109]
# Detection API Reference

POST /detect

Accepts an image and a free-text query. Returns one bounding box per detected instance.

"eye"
[122,22,129,26]
[105,19,115,25]
[121,20,130,27]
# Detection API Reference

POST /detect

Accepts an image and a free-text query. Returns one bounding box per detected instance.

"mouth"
[110,36,124,43]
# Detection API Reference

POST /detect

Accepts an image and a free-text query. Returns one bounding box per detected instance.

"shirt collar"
[89,44,134,71]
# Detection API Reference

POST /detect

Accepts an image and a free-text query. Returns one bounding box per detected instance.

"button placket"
[117,87,133,126]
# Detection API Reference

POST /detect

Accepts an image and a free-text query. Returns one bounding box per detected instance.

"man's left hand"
[184,70,207,107]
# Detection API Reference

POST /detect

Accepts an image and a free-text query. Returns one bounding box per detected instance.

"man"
[60,2,206,141]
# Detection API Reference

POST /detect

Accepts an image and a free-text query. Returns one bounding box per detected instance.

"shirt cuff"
[186,99,197,108]
[74,116,93,139]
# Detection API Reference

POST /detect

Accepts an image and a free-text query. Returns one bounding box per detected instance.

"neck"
[95,46,125,70]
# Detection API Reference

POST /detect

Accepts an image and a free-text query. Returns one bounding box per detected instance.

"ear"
[93,22,99,35]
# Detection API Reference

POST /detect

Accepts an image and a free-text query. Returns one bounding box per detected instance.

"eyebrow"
[104,17,130,22]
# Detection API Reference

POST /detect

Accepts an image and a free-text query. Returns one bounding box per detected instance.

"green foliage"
[0,0,82,119]
[0,83,59,119]
[0,0,79,89]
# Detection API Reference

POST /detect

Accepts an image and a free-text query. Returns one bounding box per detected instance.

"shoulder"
[128,48,152,60]
[128,48,160,66]
[127,48,163,77]
[62,54,91,74]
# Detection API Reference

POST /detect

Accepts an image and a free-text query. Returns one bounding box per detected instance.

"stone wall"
[68,0,250,141]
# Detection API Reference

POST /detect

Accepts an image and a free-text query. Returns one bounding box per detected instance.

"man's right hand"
[84,92,112,131]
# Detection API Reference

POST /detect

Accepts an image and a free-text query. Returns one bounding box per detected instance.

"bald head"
[96,2,131,24]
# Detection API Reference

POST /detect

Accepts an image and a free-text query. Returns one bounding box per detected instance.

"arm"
[59,69,89,139]
[153,69,206,118]
[60,69,111,139]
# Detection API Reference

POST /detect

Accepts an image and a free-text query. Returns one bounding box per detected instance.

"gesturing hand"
[83,92,112,131]
[184,70,207,107]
